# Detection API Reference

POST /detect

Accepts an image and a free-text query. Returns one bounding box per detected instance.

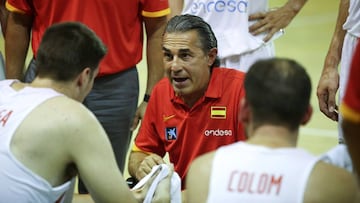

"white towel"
[131,164,181,203]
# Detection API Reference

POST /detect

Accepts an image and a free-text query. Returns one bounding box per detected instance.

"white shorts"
[338,33,359,142]
[220,42,275,73]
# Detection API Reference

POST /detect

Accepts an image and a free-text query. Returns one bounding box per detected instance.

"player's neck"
[30,78,76,99]
[246,125,298,148]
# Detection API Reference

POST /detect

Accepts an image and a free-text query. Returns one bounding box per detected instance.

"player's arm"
[0,0,8,37]
[130,15,167,131]
[186,152,214,203]
[316,0,349,121]
[5,5,32,80]
[249,0,307,42]
[128,149,165,181]
[143,15,167,105]
[64,102,138,203]
[169,0,184,18]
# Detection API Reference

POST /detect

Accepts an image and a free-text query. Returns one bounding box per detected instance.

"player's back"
[207,142,318,203]
[0,80,75,202]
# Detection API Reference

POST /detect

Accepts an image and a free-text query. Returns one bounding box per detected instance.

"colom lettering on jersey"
[0,109,13,127]
[189,0,248,14]
[227,170,283,195]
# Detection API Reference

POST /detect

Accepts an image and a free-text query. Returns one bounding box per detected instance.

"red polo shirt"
[6,0,170,77]
[133,68,247,188]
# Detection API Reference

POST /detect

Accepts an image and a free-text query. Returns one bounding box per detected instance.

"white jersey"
[207,142,319,203]
[182,0,282,58]
[0,80,72,203]
[343,0,360,37]
[320,144,353,172]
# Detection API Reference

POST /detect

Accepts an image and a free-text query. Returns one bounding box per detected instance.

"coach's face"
[162,30,217,106]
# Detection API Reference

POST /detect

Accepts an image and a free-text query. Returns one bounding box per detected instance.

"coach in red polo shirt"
[128,15,247,190]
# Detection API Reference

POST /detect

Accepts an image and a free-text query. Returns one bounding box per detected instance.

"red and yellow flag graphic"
[211,106,226,119]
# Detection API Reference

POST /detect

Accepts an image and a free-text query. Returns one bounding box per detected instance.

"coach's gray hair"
[165,14,220,68]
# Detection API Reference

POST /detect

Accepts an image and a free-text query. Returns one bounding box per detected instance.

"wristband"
[143,94,150,102]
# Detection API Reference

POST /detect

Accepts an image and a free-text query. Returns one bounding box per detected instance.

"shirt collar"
[170,67,223,105]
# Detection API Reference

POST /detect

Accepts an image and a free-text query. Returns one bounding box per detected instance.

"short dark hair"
[245,58,312,130]
[36,22,107,81]
[165,14,220,68]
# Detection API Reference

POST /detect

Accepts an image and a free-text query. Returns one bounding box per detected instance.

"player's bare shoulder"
[304,161,359,203]
[26,95,102,138]
[186,151,215,202]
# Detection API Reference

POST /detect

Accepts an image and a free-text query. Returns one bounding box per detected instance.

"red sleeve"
[236,74,247,141]
[341,41,360,122]
[134,86,166,157]
[141,0,170,17]
[6,0,33,15]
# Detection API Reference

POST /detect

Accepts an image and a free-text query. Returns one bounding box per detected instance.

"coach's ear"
[239,98,250,124]
[301,105,313,125]
[207,48,218,67]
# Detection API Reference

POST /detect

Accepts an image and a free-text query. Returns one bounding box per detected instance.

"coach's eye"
[163,52,173,61]
[180,53,191,61]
